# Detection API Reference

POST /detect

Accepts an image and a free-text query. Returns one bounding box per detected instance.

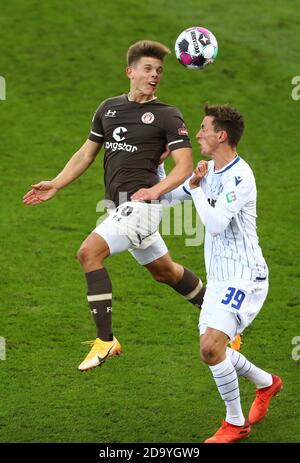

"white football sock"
[209,356,245,426]
[227,347,272,389]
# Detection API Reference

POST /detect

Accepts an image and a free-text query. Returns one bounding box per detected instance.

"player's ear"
[219,130,228,143]
[126,66,133,79]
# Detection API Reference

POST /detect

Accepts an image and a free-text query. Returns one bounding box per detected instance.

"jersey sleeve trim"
[168,139,184,147]
[182,185,191,196]
[90,130,104,138]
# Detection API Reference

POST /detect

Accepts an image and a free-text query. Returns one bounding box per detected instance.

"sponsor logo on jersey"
[105,109,117,117]
[235,176,243,186]
[141,112,155,124]
[178,125,188,136]
[113,127,127,142]
[105,141,138,153]
[106,126,138,153]
[226,191,237,203]
[208,198,217,208]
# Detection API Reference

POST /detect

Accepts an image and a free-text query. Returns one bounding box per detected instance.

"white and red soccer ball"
[175,26,218,70]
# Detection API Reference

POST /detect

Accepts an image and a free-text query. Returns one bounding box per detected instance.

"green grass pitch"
[0,0,299,443]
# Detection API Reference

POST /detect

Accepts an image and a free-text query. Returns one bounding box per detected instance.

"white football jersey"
[188,156,268,282]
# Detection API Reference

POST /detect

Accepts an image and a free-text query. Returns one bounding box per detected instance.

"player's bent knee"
[77,245,104,266]
[77,245,90,265]
[200,343,218,364]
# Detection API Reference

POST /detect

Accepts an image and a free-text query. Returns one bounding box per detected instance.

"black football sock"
[172,267,206,309]
[85,268,113,341]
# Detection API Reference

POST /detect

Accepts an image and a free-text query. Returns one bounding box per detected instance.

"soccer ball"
[175,26,218,70]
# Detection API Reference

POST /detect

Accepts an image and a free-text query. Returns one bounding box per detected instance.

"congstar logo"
[105,127,138,153]
[113,127,127,142]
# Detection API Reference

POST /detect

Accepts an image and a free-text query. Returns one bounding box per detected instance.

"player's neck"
[127,90,157,103]
[212,148,238,171]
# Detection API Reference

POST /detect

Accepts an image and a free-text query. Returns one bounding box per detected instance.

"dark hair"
[204,103,245,147]
[127,40,170,66]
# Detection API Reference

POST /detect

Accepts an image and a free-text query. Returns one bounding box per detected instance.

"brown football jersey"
[88,94,191,206]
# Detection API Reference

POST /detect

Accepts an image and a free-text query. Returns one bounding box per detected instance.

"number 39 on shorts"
[221,287,246,310]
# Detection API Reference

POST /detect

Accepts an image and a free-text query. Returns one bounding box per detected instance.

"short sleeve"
[164,108,192,152]
[88,103,105,143]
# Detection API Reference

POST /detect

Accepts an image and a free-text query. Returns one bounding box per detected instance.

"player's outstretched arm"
[22,180,59,206]
[23,140,101,206]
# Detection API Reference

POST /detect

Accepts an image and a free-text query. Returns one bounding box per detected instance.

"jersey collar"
[127,94,157,104]
[214,155,240,174]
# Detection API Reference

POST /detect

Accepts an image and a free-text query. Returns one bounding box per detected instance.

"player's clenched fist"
[189,160,208,189]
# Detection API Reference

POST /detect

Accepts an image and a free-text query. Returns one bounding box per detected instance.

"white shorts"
[199,279,269,341]
[93,202,168,265]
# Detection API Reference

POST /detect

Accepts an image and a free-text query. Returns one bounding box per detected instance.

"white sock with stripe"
[227,347,272,389]
[209,356,245,426]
